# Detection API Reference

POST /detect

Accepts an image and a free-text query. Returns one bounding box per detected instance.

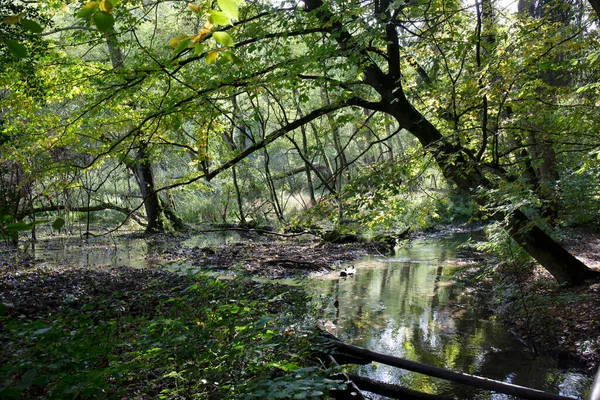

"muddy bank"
[0,230,373,278]
[459,226,600,373]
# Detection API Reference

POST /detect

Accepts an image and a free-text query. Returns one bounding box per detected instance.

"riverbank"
[461,226,600,374]
[0,231,371,399]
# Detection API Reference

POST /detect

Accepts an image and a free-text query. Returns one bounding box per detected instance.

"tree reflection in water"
[312,233,592,400]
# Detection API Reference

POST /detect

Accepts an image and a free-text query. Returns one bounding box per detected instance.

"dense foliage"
[1,0,598,246]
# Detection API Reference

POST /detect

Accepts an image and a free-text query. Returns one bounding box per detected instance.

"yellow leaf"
[192,28,211,42]
[189,4,202,12]
[204,21,214,30]
[169,34,189,48]
[99,0,113,13]
[195,317,204,327]
[2,12,26,25]
[76,2,99,19]
[206,50,219,64]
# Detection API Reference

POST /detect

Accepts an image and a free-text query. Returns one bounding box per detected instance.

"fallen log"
[326,355,366,400]
[348,374,454,400]
[326,339,576,400]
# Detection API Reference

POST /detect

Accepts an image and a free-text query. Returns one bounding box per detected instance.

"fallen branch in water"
[325,338,576,400]
[348,374,454,400]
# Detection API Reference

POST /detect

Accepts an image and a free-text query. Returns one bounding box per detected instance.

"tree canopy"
[1,0,600,283]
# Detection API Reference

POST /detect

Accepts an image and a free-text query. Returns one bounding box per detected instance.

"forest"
[1,0,600,398]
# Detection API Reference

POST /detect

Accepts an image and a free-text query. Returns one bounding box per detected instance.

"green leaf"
[52,218,65,231]
[4,39,28,58]
[209,10,231,26]
[93,11,114,33]
[77,2,99,19]
[194,43,205,55]
[221,51,241,65]
[174,37,192,54]
[213,31,234,47]
[217,0,239,20]
[19,19,43,33]
[6,222,31,231]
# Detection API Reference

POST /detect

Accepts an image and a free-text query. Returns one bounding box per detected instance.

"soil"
[183,239,371,278]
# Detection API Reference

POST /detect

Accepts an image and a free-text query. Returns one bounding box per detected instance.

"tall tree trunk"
[231,165,246,224]
[295,102,317,206]
[304,0,600,285]
[230,94,247,224]
[301,126,317,206]
[517,2,568,222]
[322,88,347,222]
[263,147,284,222]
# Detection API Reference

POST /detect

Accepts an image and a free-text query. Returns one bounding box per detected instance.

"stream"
[311,232,593,399]
[28,231,593,399]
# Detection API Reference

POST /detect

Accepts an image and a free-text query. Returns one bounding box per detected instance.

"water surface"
[312,233,592,399]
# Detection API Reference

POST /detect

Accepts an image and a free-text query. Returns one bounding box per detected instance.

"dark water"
[311,233,593,399]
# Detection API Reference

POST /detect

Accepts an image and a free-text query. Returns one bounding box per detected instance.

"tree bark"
[589,0,600,18]
[348,374,453,400]
[326,339,575,400]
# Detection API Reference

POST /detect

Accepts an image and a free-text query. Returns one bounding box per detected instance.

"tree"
[8,0,599,283]
[287,0,597,284]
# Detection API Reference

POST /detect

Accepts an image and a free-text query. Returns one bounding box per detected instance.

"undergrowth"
[0,266,343,399]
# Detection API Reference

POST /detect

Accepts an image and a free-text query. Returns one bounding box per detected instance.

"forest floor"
[0,231,355,399]
[1,225,599,397]
[517,227,600,372]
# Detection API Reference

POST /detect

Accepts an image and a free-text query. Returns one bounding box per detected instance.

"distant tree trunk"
[132,145,163,233]
[516,1,572,222]
[322,88,347,222]
[161,191,187,231]
[296,103,317,206]
[301,126,317,206]
[528,131,561,220]
[229,166,244,224]
[105,29,167,233]
[263,147,284,222]
[230,94,247,224]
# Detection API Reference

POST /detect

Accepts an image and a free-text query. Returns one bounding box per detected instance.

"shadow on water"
[311,233,593,399]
